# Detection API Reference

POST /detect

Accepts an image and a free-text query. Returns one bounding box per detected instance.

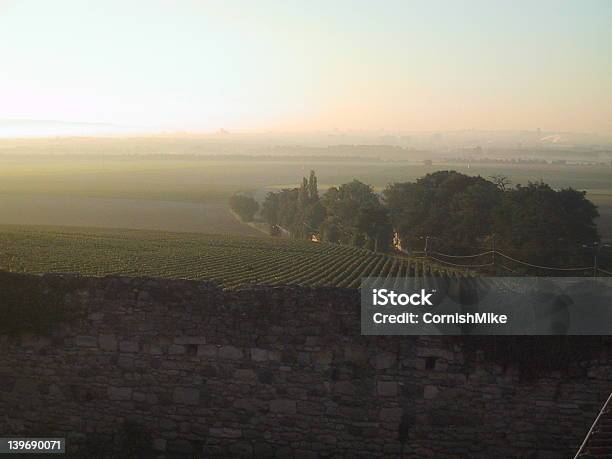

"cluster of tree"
[229,194,259,222]
[385,170,599,265]
[319,181,392,251]
[259,170,600,265]
[261,171,390,250]
[492,182,599,265]
[261,171,325,239]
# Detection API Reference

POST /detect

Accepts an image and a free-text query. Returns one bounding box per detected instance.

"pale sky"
[1,0,611,133]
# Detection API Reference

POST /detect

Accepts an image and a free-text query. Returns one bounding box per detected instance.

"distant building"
[423,159,433,166]
[310,234,321,243]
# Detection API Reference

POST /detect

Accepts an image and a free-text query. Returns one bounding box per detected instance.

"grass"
[0,225,457,289]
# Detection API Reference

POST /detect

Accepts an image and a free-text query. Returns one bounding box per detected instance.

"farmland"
[1,136,612,239]
[0,225,457,289]
[1,151,612,239]
[0,195,261,236]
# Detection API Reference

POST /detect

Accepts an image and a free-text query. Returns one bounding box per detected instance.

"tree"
[261,191,280,225]
[320,180,392,250]
[308,169,318,200]
[229,194,259,222]
[384,171,501,253]
[490,174,511,191]
[492,182,599,265]
[355,202,393,251]
[319,218,342,243]
[260,171,326,239]
[557,188,600,244]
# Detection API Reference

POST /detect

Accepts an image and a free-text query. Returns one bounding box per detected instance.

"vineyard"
[0,225,462,289]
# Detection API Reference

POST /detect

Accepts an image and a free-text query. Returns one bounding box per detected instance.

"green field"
[0,225,457,289]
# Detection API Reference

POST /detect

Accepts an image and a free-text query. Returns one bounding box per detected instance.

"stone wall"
[0,272,610,458]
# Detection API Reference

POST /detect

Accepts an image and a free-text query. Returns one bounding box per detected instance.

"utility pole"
[424,236,430,255]
[594,242,599,277]
[491,234,496,268]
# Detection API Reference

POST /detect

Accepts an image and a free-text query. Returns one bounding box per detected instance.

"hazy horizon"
[1,119,612,145]
[1,0,611,135]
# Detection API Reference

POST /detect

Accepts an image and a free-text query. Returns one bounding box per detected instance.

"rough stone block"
[76,336,97,347]
[117,355,134,370]
[345,344,368,364]
[13,378,38,395]
[21,334,51,349]
[149,345,162,355]
[298,401,323,416]
[251,348,268,362]
[108,386,132,401]
[174,336,206,345]
[160,418,177,431]
[197,344,218,358]
[417,347,454,361]
[234,369,257,381]
[173,387,200,405]
[87,312,103,321]
[253,442,275,456]
[219,345,243,360]
[270,399,297,414]
[424,385,439,399]
[168,344,186,355]
[379,407,402,422]
[98,334,117,351]
[229,441,253,455]
[295,450,319,459]
[153,438,166,452]
[209,427,242,438]
[49,384,63,398]
[334,381,356,395]
[377,381,398,397]
[373,352,396,370]
[119,341,139,353]
[312,350,333,365]
[167,439,193,454]
[384,443,402,454]
[233,398,259,412]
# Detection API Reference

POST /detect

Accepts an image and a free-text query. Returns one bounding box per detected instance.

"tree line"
[231,170,600,266]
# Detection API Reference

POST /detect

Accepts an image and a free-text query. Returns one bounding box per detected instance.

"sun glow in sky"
[1,0,611,133]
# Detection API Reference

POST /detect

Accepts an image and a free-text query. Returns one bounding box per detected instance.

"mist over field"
[0,135,611,241]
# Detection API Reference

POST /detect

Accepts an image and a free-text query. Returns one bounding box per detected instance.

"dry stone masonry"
[0,273,610,457]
